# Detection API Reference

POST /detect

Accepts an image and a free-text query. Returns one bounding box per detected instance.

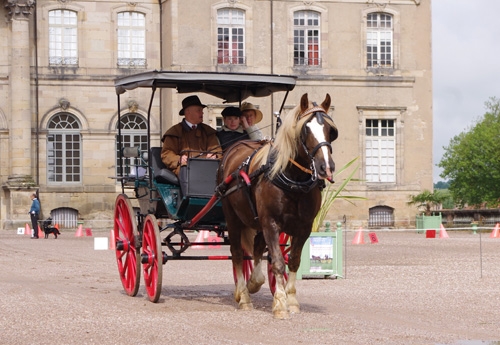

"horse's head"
[297,93,338,181]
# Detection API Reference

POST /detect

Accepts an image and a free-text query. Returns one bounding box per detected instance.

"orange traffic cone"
[38,226,44,238]
[25,223,32,236]
[490,223,500,238]
[54,224,60,230]
[109,230,116,250]
[75,224,83,237]
[352,227,365,244]
[439,224,449,239]
[192,230,209,249]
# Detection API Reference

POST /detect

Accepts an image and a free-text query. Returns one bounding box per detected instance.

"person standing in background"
[29,193,40,239]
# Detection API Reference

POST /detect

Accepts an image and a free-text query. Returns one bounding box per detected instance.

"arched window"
[366,12,393,68]
[49,9,78,66]
[369,205,394,228]
[293,10,320,66]
[217,8,245,65]
[116,113,148,176]
[117,11,146,67]
[47,113,82,183]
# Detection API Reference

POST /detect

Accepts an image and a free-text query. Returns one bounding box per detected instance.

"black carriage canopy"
[114,70,297,103]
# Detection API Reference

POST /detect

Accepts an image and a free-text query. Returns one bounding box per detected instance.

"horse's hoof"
[247,280,264,294]
[247,285,261,294]
[239,302,253,311]
[273,310,290,319]
[289,305,300,314]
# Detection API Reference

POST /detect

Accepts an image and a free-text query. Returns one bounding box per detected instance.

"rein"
[288,158,313,175]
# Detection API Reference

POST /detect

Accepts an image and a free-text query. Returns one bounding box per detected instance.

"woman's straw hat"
[240,102,263,124]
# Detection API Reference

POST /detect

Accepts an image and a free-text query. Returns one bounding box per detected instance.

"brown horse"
[217,93,338,319]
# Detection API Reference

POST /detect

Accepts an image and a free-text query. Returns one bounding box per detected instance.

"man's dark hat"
[179,95,206,115]
[221,106,242,117]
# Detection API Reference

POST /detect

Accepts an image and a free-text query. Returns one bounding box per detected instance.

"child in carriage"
[216,106,250,151]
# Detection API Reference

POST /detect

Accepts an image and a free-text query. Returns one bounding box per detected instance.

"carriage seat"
[150,147,179,185]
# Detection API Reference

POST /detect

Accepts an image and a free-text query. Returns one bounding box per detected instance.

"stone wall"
[0,0,432,229]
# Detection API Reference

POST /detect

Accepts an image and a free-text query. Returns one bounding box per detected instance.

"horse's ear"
[321,94,331,111]
[300,93,309,113]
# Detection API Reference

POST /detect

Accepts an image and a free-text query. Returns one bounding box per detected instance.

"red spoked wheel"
[141,214,163,303]
[114,194,141,297]
[233,250,254,284]
[267,233,290,295]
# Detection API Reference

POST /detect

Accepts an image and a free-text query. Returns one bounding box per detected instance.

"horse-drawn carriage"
[113,71,338,319]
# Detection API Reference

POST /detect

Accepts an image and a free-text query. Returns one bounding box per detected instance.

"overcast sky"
[432,0,500,182]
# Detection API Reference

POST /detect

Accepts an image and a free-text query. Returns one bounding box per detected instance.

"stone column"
[4,0,36,188]
[3,0,37,230]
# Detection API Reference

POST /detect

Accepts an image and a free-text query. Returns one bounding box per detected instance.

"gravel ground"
[1,228,500,345]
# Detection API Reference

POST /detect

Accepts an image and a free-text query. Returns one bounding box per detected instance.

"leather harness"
[215,106,334,220]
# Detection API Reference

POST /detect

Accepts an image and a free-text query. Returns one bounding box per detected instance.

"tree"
[438,97,500,208]
[434,181,450,189]
[407,190,446,215]
[439,190,455,209]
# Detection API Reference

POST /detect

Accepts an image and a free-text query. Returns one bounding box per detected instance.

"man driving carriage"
[160,95,220,176]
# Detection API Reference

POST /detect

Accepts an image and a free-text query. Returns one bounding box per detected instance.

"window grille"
[50,207,78,229]
[369,206,394,228]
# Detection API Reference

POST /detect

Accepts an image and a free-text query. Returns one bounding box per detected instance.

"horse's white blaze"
[306,118,333,175]
[320,145,333,177]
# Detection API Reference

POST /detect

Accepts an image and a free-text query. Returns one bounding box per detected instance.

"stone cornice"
[4,0,36,21]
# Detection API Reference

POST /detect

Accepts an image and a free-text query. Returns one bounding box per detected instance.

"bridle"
[294,102,335,178]
[271,103,336,192]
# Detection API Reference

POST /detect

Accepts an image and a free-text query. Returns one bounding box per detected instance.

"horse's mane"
[253,103,312,179]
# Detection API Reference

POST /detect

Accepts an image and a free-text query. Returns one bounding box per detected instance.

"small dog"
[43,217,61,239]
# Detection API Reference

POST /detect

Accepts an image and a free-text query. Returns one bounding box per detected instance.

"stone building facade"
[0,0,431,229]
